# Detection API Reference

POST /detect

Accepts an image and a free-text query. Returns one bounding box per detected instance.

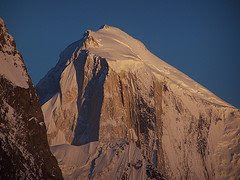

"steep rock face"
[37,25,240,180]
[0,18,63,179]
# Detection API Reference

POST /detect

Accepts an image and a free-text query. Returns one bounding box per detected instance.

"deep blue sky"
[0,0,239,108]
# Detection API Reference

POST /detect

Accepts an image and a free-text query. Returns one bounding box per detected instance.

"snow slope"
[37,25,239,180]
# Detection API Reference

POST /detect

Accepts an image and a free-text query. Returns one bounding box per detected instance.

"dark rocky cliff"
[0,18,63,179]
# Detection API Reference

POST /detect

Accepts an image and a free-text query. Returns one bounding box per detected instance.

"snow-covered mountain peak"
[38,25,233,109]
[37,25,239,180]
[0,18,29,88]
[81,25,145,62]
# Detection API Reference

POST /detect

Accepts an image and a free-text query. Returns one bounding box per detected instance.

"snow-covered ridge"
[85,25,232,107]
[0,18,29,88]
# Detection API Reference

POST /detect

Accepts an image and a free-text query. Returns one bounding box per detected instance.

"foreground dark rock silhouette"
[0,18,63,179]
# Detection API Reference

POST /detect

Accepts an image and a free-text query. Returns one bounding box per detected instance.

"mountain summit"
[37,25,240,180]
